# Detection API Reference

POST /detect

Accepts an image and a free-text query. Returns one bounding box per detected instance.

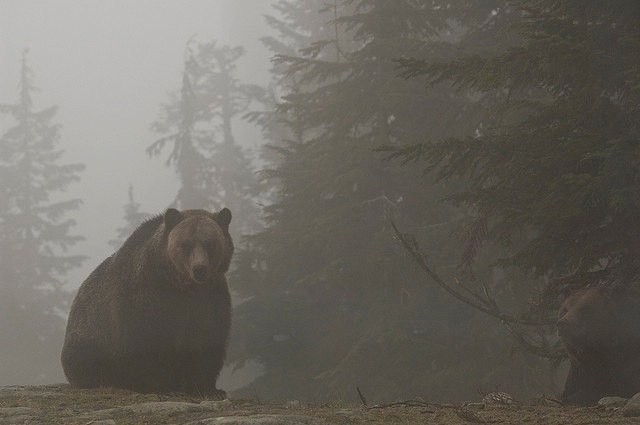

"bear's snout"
[192,265,208,283]
[188,242,211,284]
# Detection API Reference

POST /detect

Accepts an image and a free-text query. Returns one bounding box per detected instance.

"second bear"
[558,286,640,405]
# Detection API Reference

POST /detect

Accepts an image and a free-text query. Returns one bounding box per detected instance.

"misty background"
[2,0,638,404]
[1,0,271,285]
[1,0,272,390]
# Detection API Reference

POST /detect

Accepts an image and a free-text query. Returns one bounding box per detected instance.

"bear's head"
[163,208,233,290]
[557,288,618,355]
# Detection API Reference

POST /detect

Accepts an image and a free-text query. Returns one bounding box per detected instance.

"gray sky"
[1,0,273,289]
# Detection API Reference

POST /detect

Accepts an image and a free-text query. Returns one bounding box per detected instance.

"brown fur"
[558,287,640,405]
[61,208,233,397]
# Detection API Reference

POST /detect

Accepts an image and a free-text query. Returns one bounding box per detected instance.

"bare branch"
[356,387,368,407]
[391,220,569,360]
[391,220,555,327]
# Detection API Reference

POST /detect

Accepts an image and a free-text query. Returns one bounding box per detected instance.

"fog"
[1,0,637,406]
[1,0,272,389]
[1,0,271,288]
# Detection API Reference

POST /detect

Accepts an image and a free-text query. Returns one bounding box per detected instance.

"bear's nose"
[192,265,208,282]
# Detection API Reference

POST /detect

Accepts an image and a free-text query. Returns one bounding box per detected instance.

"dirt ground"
[0,384,638,425]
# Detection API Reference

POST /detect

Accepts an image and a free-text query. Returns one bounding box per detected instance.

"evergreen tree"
[0,49,85,384]
[200,42,264,235]
[393,1,640,294]
[148,43,211,210]
[232,0,555,402]
[149,40,261,235]
[108,184,149,250]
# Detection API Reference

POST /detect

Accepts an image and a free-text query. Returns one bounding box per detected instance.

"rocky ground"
[2,385,640,425]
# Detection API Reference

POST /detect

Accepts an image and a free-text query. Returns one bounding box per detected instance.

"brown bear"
[557,286,640,405]
[61,208,233,398]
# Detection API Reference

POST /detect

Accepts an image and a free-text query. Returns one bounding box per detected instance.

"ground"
[0,385,637,424]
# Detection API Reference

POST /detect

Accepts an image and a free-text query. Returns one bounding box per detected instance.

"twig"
[252,386,261,404]
[542,396,564,406]
[455,407,487,423]
[455,277,494,310]
[366,400,431,409]
[356,386,368,407]
[354,389,443,411]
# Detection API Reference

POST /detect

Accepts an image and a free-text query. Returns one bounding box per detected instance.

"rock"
[464,402,485,410]
[0,406,42,425]
[187,415,326,425]
[482,391,513,405]
[86,401,221,419]
[0,407,41,416]
[598,396,627,409]
[0,385,62,400]
[331,409,356,416]
[0,416,37,425]
[622,392,640,417]
[200,399,233,410]
[88,420,117,425]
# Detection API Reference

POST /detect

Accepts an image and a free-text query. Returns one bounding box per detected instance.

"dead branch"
[366,400,431,409]
[542,396,564,406]
[391,221,570,360]
[355,388,438,412]
[391,221,555,327]
[356,386,368,407]
[454,277,495,311]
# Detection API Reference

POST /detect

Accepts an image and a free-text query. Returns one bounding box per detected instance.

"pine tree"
[0,49,85,384]
[198,42,264,235]
[393,0,640,293]
[108,184,150,250]
[230,0,557,402]
[148,43,210,210]
[148,40,262,235]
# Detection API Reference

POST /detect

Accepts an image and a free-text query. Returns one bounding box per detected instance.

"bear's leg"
[114,350,181,394]
[562,363,606,406]
[184,345,226,399]
[62,341,112,388]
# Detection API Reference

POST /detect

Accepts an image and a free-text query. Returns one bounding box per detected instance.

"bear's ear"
[216,208,232,230]
[164,208,182,232]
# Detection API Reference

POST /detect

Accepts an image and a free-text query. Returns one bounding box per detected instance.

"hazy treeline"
[1,0,639,403]
[0,49,85,386]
